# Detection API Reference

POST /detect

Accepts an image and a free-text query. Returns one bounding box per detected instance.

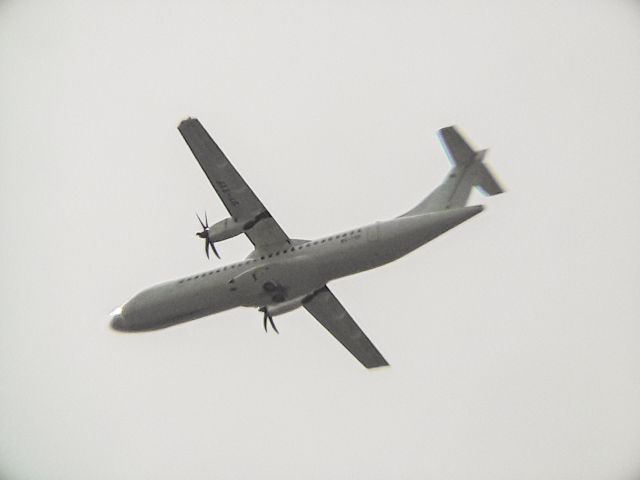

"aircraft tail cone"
[439,204,484,225]
[408,205,485,243]
[430,204,483,233]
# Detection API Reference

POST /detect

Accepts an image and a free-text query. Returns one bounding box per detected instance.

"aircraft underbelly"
[318,212,474,281]
[230,257,326,307]
[122,277,238,331]
[119,208,481,331]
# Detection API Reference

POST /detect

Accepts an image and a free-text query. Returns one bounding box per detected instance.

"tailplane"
[401,126,503,217]
[468,149,503,196]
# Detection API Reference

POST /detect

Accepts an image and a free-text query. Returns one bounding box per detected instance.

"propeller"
[196,212,220,259]
[258,307,279,334]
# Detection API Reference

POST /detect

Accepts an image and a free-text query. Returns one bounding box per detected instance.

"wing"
[178,118,290,250]
[304,286,389,369]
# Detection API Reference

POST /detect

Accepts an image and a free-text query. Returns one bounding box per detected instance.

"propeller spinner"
[196,212,220,259]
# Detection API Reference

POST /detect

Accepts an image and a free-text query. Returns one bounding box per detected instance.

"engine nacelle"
[209,217,245,242]
[264,295,306,317]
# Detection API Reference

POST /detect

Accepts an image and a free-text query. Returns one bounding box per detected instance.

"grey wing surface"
[304,286,388,369]
[178,118,290,250]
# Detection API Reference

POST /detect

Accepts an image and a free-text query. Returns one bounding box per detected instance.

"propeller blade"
[196,212,205,229]
[268,314,279,334]
[210,241,220,259]
[196,212,219,260]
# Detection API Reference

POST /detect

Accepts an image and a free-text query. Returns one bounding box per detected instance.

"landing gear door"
[230,264,276,290]
[230,264,288,303]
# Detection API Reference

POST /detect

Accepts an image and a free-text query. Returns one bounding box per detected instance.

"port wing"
[178,118,291,250]
[304,286,388,369]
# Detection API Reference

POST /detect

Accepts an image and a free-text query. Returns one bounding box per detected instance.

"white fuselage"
[111,206,482,332]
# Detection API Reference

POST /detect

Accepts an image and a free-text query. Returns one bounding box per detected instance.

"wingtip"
[367,361,391,370]
[178,116,199,129]
[437,125,458,136]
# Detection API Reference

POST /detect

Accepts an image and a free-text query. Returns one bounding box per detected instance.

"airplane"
[110,118,504,369]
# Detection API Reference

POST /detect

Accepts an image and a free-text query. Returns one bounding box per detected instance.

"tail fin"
[400,126,503,217]
[438,126,504,197]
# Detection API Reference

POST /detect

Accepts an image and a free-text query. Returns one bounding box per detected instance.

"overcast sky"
[1,1,640,479]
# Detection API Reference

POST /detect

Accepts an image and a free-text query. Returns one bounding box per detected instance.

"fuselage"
[110,206,482,332]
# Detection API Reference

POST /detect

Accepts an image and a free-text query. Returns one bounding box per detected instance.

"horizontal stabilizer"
[473,149,504,196]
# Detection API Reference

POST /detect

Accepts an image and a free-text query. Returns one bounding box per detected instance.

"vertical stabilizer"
[438,127,504,198]
[400,126,504,217]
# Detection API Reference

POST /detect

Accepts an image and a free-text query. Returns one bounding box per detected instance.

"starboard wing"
[304,286,389,369]
[178,118,291,250]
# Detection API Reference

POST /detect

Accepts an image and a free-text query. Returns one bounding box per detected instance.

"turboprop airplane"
[110,118,503,368]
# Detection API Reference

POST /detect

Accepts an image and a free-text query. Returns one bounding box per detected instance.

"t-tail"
[401,126,504,217]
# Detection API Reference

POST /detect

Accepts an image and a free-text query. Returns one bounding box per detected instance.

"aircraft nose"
[109,306,128,331]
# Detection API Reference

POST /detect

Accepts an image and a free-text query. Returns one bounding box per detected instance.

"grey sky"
[1,1,640,479]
